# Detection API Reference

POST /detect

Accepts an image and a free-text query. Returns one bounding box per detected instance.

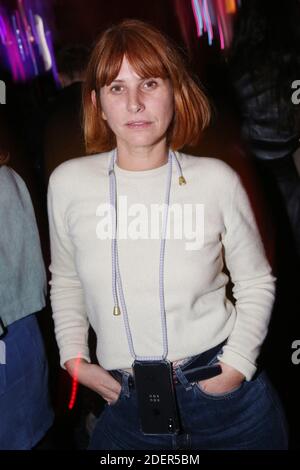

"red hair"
[82,19,211,154]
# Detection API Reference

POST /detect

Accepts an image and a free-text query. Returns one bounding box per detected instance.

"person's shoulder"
[0,166,33,211]
[0,165,27,191]
[0,164,19,180]
[48,151,112,188]
[177,151,238,183]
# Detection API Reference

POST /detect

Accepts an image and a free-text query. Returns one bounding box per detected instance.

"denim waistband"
[109,338,228,394]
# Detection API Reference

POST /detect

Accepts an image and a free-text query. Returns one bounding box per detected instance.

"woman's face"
[96,55,174,151]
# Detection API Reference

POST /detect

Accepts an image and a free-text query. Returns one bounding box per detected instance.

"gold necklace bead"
[113,306,121,316]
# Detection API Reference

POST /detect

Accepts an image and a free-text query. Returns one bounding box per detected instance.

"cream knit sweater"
[47,150,276,381]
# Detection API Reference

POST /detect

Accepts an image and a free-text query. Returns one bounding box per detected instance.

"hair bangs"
[95,34,169,89]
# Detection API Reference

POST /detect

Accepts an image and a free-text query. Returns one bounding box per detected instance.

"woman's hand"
[196,361,246,394]
[65,359,122,405]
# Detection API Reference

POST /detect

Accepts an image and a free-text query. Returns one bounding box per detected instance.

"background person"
[0,138,54,450]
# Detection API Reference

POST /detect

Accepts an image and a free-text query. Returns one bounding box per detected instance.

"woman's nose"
[127,90,145,113]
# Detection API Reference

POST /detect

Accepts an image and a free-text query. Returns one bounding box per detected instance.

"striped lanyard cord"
[108,148,185,362]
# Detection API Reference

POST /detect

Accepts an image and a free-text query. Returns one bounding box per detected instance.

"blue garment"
[0,166,46,335]
[88,348,289,450]
[0,165,53,448]
[0,313,54,449]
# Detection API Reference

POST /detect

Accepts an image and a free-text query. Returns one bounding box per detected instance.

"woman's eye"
[110,85,123,93]
[144,80,158,89]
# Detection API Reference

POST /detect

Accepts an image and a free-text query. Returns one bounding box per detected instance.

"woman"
[0,143,54,449]
[47,19,288,450]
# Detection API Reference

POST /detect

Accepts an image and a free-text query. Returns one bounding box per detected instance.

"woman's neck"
[115,143,169,171]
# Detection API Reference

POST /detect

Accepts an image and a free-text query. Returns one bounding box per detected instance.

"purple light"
[45,30,60,86]
[0,0,57,82]
[203,0,213,45]
[191,0,203,37]
[12,13,26,62]
[0,15,7,44]
[191,0,238,50]
[217,13,225,49]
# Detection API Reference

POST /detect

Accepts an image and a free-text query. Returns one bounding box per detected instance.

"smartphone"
[132,359,181,435]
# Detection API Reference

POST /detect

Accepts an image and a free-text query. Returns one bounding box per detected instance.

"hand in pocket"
[197,361,245,394]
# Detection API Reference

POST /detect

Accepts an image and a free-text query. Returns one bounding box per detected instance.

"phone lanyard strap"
[108,148,183,362]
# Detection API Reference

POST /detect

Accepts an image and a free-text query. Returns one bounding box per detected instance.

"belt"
[172,338,227,384]
[110,338,227,388]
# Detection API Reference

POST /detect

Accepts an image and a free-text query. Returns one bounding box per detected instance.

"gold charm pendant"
[113,306,121,316]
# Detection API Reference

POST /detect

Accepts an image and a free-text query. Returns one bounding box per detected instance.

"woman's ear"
[91,89,97,109]
[91,90,107,120]
[91,89,107,120]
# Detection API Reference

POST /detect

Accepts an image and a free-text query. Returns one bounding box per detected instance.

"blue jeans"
[88,351,289,450]
[0,313,54,449]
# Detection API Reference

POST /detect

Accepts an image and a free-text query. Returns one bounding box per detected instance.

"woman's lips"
[126,121,152,129]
